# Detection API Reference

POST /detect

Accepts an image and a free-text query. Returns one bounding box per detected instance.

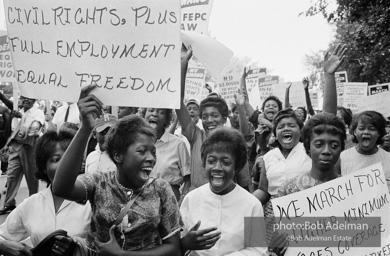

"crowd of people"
[0,43,387,256]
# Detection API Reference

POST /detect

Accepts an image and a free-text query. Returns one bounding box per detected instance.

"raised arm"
[284,83,292,109]
[174,45,193,133]
[0,91,13,111]
[302,77,315,116]
[52,84,103,201]
[322,44,347,115]
[240,67,256,118]
[235,89,250,137]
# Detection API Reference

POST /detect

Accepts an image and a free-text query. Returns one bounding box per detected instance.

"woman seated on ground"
[336,110,390,191]
[180,127,286,256]
[278,112,346,196]
[52,85,182,256]
[0,130,92,256]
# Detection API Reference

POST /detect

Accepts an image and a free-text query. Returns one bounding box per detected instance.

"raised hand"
[234,89,246,106]
[181,221,221,251]
[77,84,104,130]
[323,44,347,75]
[302,77,310,89]
[181,44,193,64]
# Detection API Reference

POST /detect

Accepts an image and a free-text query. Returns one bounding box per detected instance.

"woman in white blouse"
[0,130,91,256]
[180,128,286,256]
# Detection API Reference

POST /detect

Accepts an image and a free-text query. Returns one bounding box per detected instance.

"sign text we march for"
[271,163,390,256]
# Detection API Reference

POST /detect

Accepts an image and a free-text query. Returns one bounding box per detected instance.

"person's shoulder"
[235,185,260,204]
[185,183,209,199]
[378,147,390,157]
[340,146,356,157]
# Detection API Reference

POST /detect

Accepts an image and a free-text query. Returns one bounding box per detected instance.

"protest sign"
[4,0,181,108]
[357,91,390,118]
[0,30,16,82]
[181,0,214,34]
[368,83,390,96]
[335,71,348,106]
[181,30,233,78]
[184,66,206,102]
[272,82,287,104]
[309,90,319,110]
[287,82,306,109]
[217,72,240,107]
[258,76,279,104]
[245,68,266,109]
[342,82,368,112]
[272,163,390,256]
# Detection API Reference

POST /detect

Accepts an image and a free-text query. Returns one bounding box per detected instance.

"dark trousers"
[4,142,38,207]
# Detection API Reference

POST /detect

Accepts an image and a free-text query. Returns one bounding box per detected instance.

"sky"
[209,0,336,82]
[0,0,335,82]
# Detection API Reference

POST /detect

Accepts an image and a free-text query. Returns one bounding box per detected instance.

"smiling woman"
[252,109,311,243]
[180,127,268,256]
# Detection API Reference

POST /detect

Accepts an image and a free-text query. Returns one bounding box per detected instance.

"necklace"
[115,173,148,197]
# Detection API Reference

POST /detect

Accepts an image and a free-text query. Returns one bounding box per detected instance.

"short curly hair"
[105,115,156,164]
[200,95,229,119]
[201,127,247,173]
[349,111,387,145]
[337,106,353,127]
[261,95,283,113]
[34,130,75,184]
[301,112,346,155]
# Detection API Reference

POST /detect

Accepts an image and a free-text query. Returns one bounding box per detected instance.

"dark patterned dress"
[77,170,182,253]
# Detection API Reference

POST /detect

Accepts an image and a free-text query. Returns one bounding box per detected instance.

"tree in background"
[303,50,325,91]
[301,0,390,85]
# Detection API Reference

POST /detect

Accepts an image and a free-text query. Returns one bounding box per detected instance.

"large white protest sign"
[342,82,368,112]
[4,0,181,107]
[287,82,306,109]
[335,71,348,106]
[272,163,390,256]
[181,31,233,78]
[357,91,390,118]
[258,76,279,104]
[217,72,240,107]
[0,30,16,82]
[184,66,206,102]
[181,0,214,34]
[368,83,390,96]
[245,68,266,109]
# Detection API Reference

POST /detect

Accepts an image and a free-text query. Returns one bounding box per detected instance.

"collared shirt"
[151,129,191,186]
[85,146,116,174]
[52,103,80,132]
[0,187,91,247]
[180,184,266,256]
[264,142,312,195]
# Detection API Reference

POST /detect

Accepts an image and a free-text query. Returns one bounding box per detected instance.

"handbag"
[31,229,76,256]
